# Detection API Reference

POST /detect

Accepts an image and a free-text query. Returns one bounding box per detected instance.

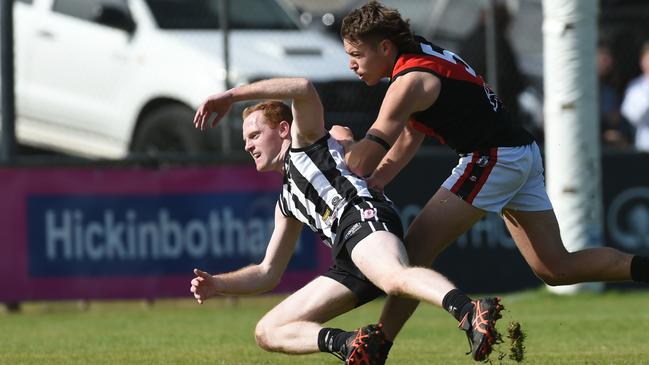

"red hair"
[242,101,293,128]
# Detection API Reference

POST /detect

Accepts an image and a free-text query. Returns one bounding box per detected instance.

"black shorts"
[322,262,384,307]
[322,199,404,307]
[333,199,404,259]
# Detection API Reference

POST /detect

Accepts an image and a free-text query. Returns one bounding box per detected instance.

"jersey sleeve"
[277,194,293,218]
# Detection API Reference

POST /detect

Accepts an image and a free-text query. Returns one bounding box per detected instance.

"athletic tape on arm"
[365,133,391,151]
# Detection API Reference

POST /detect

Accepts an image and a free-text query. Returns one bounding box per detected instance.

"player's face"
[242,111,284,172]
[344,38,392,85]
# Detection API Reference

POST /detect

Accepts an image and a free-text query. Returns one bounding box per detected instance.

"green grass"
[1,289,648,364]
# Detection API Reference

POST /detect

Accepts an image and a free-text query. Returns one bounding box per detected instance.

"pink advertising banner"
[0,165,329,302]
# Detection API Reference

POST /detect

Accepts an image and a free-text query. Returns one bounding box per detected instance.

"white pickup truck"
[12,0,373,158]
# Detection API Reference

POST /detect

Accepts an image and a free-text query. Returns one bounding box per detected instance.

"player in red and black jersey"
[339,0,649,362]
[391,36,533,154]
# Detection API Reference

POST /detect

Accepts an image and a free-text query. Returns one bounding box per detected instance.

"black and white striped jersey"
[277,133,388,247]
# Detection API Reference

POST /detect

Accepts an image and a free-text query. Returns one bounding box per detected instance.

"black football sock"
[630,255,649,283]
[442,289,473,322]
[379,340,394,360]
[318,328,354,353]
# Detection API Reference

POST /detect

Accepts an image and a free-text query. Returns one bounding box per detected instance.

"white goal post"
[543,0,604,294]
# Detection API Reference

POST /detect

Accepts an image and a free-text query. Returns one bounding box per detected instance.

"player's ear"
[278,120,291,138]
[379,39,393,55]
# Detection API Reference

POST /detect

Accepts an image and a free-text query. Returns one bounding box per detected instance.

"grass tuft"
[507,321,526,363]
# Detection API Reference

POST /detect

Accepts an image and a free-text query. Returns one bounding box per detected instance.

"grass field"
[1,288,648,365]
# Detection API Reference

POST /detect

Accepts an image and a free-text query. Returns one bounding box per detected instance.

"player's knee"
[380,270,408,297]
[534,268,572,286]
[530,256,577,286]
[254,321,278,352]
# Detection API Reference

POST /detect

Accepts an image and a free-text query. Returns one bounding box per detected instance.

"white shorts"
[441,142,553,213]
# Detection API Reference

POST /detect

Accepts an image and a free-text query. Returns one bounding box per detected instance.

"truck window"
[145,0,300,30]
[53,0,128,22]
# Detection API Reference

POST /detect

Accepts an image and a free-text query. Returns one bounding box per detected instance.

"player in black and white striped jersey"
[276,121,390,248]
[189,77,502,364]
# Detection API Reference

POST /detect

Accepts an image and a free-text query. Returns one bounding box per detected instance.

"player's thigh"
[502,208,568,271]
[350,230,409,289]
[410,143,541,264]
[405,187,485,265]
[259,275,357,328]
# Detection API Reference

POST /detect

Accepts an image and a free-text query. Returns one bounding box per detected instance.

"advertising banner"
[1,151,647,301]
[0,165,328,301]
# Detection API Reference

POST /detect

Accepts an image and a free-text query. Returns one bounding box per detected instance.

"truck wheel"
[131,105,206,156]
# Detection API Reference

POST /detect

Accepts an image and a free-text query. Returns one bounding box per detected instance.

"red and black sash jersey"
[391,36,534,154]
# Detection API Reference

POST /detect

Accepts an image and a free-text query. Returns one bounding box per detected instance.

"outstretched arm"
[190,203,304,303]
[345,72,440,177]
[193,77,326,146]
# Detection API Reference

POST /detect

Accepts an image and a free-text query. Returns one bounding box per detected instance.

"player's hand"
[329,125,355,153]
[193,92,234,131]
[329,125,354,141]
[190,268,219,304]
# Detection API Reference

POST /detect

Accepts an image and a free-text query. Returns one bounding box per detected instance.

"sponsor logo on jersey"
[344,222,363,240]
[484,83,499,112]
[477,156,490,167]
[322,208,331,221]
[323,195,345,226]
[361,208,376,220]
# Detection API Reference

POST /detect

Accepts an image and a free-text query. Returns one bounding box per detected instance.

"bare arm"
[345,72,440,177]
[190,203,303,303]
[367,122,425,191]
[193,77,326,146]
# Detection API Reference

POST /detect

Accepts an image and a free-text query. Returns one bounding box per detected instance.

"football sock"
[379,340,394,360]
[630,255,649,283]
[442,289,473,322]
[317,328,353,353]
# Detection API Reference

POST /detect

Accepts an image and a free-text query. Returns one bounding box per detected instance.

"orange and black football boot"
[458,297,504,361]
[333,323,386,365]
